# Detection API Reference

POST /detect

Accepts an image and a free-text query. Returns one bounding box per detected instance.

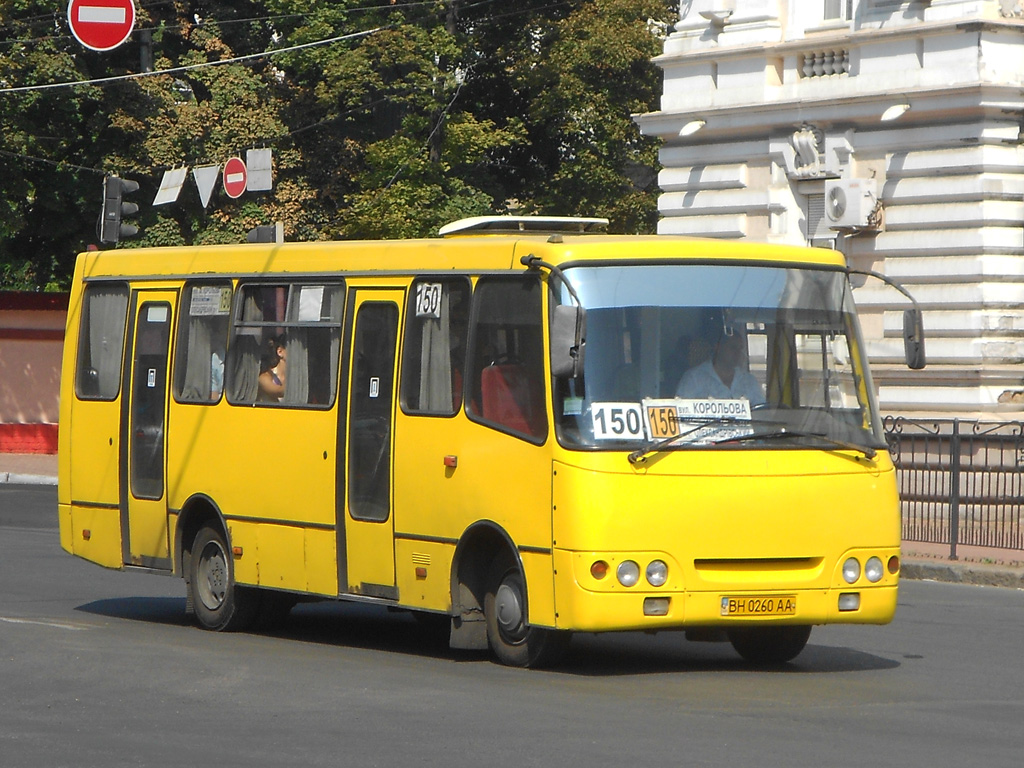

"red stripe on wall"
[0,424,59,454]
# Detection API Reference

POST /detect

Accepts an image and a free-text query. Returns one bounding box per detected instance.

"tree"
[0,0,107,288]
[0,0,676,289]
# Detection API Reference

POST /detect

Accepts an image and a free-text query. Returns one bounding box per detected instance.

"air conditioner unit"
[824,178,878,229]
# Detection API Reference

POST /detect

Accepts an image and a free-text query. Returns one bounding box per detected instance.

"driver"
[676,324,764,405]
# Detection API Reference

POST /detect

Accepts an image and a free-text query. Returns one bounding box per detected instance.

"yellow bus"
[58,216,922,667]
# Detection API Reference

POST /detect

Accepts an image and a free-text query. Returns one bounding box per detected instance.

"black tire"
[484,561,569,668]
[727,625,811,665]
[188,525,259,632]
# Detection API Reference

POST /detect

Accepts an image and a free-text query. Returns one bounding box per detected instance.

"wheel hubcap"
[197,542,227,611]
[495,581,524,639]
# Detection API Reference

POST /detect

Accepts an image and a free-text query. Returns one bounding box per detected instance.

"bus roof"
[75,231,847,282]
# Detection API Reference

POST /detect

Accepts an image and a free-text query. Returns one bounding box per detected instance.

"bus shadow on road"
[73,596,899,674]
[559,632,901,675]
[74,596,468,661]
[76,596,191,626]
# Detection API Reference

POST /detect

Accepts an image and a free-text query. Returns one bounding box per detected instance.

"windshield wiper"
[627,418,750,465]
[707,428,878,459]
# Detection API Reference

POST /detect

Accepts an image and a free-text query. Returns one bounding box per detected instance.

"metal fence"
[883,417,1024,558]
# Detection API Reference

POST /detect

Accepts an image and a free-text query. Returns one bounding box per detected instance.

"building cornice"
[654,18,1022,65]
[635,83,1024,139]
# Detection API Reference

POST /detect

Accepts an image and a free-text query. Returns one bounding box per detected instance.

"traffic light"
[99,175,140,244]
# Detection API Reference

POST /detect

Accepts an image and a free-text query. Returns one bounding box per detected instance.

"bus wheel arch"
[176,495,258,632]
[449,522,519,652]
[450,522,568,667]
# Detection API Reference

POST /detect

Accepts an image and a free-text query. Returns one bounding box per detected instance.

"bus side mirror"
[551,305,586,378]
[903,308,926,370]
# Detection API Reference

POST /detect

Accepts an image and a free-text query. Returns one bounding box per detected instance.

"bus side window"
[225,283,344,408]
[75,283,129,401]
[173,283,232,404]
[466,276,547,442]
[400,277,471,415]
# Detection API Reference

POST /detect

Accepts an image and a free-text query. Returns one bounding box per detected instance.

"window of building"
[174,283,232,404]
[75,283,129,401]
[824,0,851,20]
[225,282,344,408]
[466,276,547,441]
[400,277,471,416]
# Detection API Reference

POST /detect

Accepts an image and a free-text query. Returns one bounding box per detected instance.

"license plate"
[720,595,797,617]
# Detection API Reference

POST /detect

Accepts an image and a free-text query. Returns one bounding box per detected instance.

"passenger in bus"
[258,334,287,402]
[676,324,763,404]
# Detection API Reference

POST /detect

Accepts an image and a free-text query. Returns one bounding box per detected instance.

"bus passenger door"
[121,291,176,570]
[342,291,402,599]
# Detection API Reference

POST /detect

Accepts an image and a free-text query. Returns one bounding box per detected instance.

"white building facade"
[636,0,1024,417]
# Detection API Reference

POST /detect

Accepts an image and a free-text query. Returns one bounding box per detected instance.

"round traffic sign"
[222,157,248,199]
[67,0,136,52]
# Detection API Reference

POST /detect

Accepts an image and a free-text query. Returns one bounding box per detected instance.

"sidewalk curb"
[0,472,57,486]
[901,561,1024,590]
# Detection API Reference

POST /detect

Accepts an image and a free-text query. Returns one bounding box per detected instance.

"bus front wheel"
[484,563,568,668]
[188,525,259,632]
[727,625,811,665]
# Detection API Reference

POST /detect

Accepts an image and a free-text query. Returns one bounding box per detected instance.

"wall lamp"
[881,103,911,122]
[679,119,707,137]
[699,9,734,27]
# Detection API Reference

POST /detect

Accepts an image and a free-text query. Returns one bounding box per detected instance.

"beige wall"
[0,298,68,425]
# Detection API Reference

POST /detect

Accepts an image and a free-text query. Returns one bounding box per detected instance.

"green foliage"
[0,0,675,289]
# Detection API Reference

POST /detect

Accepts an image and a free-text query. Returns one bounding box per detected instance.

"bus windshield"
[554,262,885,454]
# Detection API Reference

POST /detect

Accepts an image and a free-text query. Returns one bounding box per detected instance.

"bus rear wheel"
[188,525,259,632]
[484,563,568,668]
[727,625,811,665]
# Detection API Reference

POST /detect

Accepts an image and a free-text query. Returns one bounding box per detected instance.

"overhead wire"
[0,26,387,94]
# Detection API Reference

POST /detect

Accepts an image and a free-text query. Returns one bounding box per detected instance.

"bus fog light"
[842,557,861,584]
[617,560,640,587]
[646,560,668,587]
[644,597,670,616]
[865,556,884,583]
[590,560,609,580]
[838,593,860,612]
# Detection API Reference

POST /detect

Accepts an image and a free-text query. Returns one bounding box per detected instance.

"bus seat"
[480,364,543,435]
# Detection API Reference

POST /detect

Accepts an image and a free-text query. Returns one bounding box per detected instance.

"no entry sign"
[67,0,136,52]
[222,157,248,199]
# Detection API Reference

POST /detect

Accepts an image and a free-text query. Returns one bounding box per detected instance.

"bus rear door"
[341,289,403,599]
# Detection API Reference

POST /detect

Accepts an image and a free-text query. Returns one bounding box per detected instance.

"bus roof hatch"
[438,216,609,237]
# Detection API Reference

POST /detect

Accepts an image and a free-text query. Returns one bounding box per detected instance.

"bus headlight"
[646,560,668,587]
[842,557,861,584]
[617,560,640,587]
[865,556,884,583]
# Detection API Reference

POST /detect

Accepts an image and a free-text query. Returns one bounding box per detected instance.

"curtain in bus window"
[176,285,230,403]
[76,285,129,399]
[226,291,262,403]
[419,289,452,412]
[179,318,213,401]
[326,287,343,406]
[283,329,309,405]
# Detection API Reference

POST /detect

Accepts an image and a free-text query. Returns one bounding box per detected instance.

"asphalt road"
[2,484,1023,767]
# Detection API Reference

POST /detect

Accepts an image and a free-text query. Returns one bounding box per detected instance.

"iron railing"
[883,417,1024,558]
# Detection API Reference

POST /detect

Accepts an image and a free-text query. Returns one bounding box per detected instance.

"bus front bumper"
[551,549,898,632]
